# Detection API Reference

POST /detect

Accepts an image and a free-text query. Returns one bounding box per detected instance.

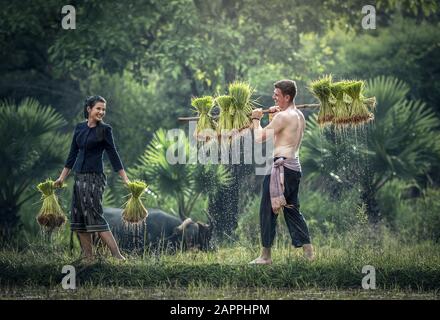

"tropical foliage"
[0,1,439,244]
[0,99,69,239]
[129,129,232,220]
[302,76,440,222]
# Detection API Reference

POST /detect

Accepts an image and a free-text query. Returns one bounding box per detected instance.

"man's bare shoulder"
[296,108,305,118]
[281,108,303,121]
[270,108,305,127]
[294,108,306,128]
[273,110,291,121]
[270,110,288,124]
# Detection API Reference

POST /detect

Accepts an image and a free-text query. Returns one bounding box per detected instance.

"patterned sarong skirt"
[70,172,110,233]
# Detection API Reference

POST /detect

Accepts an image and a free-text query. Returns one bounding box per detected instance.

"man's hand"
[269,106,281,113]
[252,108,263,120]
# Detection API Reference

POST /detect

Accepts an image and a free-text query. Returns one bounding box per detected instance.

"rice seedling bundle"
[36,179,66,231]
[122,180,149,225]
[191,96,216,141]
[330,81,353,127]
[228,81,254,135]
[309,76,377,128]
[363,96,377,112]
[344,80,374,125]
[215,95,233,137]
[309,75,334,125]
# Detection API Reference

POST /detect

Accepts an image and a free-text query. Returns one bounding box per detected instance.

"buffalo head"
[174,216,213,251]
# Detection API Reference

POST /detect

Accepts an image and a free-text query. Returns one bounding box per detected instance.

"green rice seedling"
[122,180,149,225]
[191,96,216,141]
[215,95,233,137]
[361,96,376,125]
[228,81,255,135]
[330,81,352,128]
[345,80,374,126]
[36,179,66,231]
[363,96,377,112]
[309,75,334,125]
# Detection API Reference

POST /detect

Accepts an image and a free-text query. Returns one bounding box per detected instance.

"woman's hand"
[118,169,130,185]
[54,177,64,188]
[55,168,71,188]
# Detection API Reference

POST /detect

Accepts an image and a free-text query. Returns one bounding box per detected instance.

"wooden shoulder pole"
[178,103,320,122]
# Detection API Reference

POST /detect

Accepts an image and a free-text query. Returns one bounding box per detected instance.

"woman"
[55,95,128,261]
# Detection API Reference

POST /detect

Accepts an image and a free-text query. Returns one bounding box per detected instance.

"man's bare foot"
[303,244,315,261]
[249,257,272,265]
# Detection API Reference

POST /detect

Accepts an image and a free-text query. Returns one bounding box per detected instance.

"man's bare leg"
[77,232,94,261]
[249,247,273,264]
[98,231,126,260]
[303,244,315,261]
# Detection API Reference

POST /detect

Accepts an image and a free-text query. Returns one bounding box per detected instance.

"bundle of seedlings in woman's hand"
[215,95,233,137]
[309,75,334,125]
[36,179,66,231]
[191,96,217,141]
[228,81,255,137]
[344,80,374,126]
[122,180,149,225]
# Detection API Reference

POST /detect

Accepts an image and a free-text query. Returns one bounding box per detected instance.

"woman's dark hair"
[83,95,107,141]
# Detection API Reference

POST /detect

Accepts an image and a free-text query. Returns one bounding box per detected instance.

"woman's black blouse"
[64,122,124,173]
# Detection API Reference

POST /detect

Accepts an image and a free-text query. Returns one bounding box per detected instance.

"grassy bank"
[1,239,439,297]
[2,285,438,300]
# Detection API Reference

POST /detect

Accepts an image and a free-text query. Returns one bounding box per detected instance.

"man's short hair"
[274,80,297,102]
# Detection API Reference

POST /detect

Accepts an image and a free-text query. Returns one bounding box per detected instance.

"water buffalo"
[103,207,213,253]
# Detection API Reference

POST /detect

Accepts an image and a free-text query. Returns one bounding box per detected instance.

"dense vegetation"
[1,0,439,298]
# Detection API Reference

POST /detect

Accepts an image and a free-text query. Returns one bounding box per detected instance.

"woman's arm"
[55,125,78,187]
[103,125,128,184]
[118,169,130,185]
[54,167,71,187]
[64,125,79,169]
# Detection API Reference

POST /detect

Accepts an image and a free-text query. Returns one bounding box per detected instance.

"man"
[250,79,314,264]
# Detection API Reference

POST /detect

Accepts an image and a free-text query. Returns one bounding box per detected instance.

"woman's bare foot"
[113,253,126,261]
[82,255,95,264]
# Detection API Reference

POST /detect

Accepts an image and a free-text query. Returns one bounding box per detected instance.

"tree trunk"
[177,195,186,221]
[0,202,21,241]
[360,180,381,225]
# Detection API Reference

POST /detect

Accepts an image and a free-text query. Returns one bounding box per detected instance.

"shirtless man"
[250,79,314,264]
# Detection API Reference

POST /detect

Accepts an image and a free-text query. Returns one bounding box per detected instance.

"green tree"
[301,76,440,223]
[0,0,83,120]
[0,98,69,240]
